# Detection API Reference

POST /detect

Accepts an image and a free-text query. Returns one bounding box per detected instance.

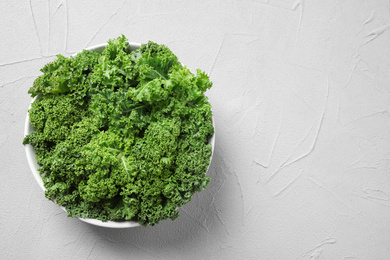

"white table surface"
[1,0,390,259]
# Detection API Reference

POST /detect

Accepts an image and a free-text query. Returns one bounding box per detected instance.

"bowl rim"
[24,41,215,228]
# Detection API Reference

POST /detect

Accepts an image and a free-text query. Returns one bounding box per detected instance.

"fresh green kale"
[23,35,214,226]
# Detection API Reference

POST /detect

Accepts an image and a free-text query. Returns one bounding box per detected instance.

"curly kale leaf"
[28,50,100,98]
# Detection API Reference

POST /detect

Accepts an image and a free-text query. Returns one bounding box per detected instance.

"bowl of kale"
[23,35,215,228]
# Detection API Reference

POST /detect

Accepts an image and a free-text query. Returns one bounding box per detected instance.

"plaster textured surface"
[1,0,390,259]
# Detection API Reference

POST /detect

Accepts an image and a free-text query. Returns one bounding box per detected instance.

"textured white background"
[1,0,390,259]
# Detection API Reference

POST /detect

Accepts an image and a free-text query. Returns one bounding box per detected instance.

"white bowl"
[24,42,215,228]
